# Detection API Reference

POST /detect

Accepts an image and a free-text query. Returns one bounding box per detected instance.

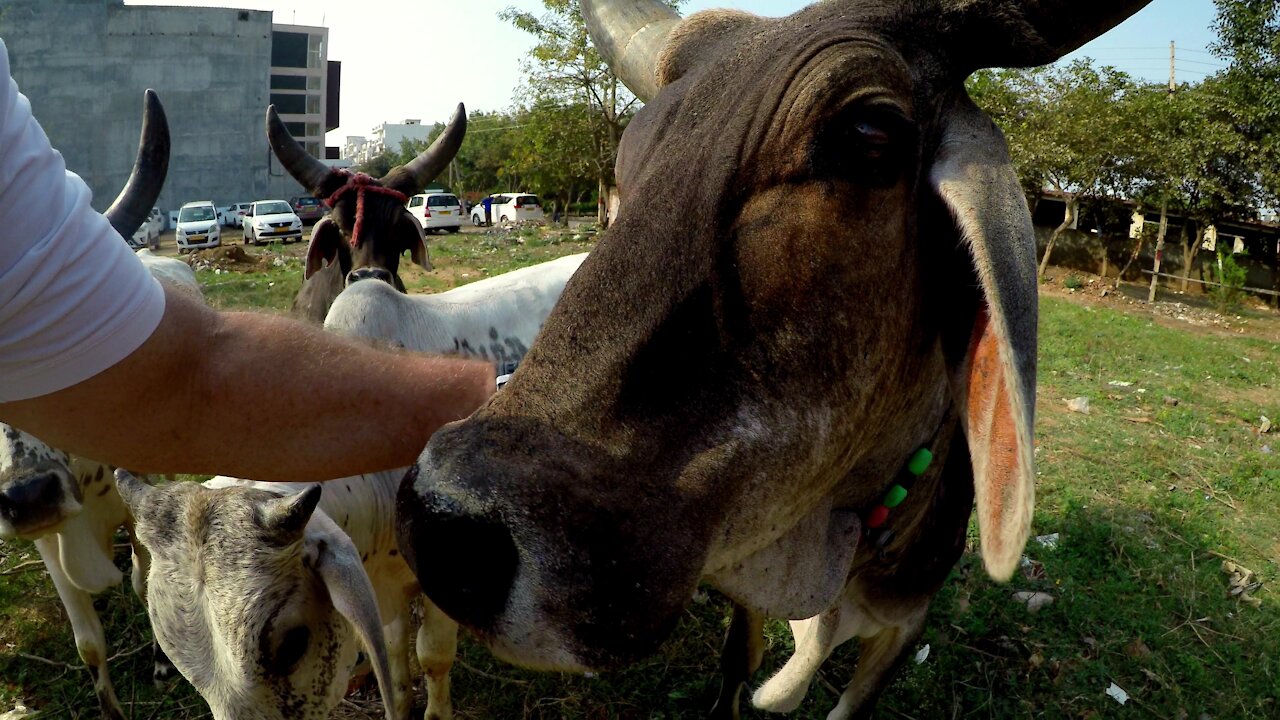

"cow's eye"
[811,103,916,184]
[270,626,310,675]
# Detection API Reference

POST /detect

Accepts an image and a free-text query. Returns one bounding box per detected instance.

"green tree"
[974,61,1139,279]
[501,0,653,226]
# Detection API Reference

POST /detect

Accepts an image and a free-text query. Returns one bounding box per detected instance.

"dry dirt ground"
[1039,266,1280,343]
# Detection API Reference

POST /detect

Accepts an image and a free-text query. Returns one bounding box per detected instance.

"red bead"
[867,505,890,529]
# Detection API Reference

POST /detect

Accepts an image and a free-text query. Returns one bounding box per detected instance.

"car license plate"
[438,210,451,215]
[189,234,206,242]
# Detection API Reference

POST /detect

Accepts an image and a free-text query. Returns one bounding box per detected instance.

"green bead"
[907,448,933,476]
[883,484,908,508]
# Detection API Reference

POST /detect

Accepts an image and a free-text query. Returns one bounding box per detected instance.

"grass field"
[1,230,1276,719]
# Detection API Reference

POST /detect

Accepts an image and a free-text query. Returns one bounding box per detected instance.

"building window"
[285,122,306,137]
[271,94,307,115]
[307,75,321,91]
[307,33,324,70]
[272,31,309,69]
[305,141,321,158]
[271,74,307,90]
[306,122,321,138]
[306,94,321,114]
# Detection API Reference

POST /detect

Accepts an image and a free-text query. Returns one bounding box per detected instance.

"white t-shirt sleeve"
[0,39,165,402]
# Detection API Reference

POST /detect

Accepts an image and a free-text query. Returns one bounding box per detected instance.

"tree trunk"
[1117,215,1148,289]
[1146,200,1169,302]
[1180,223,1203,292]
[1038,195,1076,280]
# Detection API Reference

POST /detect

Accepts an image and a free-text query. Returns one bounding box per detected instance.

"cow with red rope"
[268,103,466,322]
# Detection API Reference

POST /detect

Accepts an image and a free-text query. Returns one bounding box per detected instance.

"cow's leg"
[127,526,176,686]
[383,603,414,720]
[708,603,764,719]
[34,536,126,720]
[417,598,457,720]
[825,602,928,720]
[751,600,856,713]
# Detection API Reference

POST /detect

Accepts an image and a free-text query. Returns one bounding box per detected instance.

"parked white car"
[242,200,303,245]
[470,193,545,226]
[407,192,463,234]
[129,206,163,250]
[222,202,252,228]
[175,201,221,253]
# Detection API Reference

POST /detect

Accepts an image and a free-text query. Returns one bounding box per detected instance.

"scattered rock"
[1163,396,1180,406]
[1124,638,1152,658]
[1067,397,1090,414]
[1012,591,1054,613]
[0,702,35,720]
[1108,380,1134,387]
[1034,532,1060,550]
[1260,416,1272,434]
[1105,682,1130,706]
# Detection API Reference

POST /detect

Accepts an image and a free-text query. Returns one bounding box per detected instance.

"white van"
[175,201,221,253]
[406,192,463,234]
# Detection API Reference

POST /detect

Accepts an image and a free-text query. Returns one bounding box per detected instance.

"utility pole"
[1149,40,1176,302]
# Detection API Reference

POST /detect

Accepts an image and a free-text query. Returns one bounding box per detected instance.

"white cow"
[134,248,199,297]
[0,425,170,720]
[119,252,590,720]
[323,252,588,375]
[0,249,202,718]
[116,471,450,720]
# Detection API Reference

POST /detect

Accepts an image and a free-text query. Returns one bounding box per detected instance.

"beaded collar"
[865,446,934,551]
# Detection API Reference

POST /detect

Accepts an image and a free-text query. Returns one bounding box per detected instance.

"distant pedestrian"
[481,195,493,226]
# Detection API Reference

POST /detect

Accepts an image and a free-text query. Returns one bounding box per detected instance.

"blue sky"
[126,0,1222,145]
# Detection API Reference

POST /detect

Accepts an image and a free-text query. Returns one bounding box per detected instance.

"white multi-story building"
[368,119,434,158]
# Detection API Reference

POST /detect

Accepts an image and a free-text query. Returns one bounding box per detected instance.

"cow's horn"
[105,90,169,240]
[258,485,323,542]
[382,103,467,197]
[582,0,681,102]
[946,0,1156,71]
[266,105,332,194]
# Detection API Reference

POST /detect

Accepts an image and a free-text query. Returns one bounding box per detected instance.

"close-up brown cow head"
[397,0,1151,691]
[266,104,465,292]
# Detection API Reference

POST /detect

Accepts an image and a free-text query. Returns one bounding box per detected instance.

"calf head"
[116,474,396,720]
[397,0,1153,672]
[267,105,466,291]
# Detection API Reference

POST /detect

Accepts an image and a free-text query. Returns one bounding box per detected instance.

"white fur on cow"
[323,252,587,374]
[134,248,200,298]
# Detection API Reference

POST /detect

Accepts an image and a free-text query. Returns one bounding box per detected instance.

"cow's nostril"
[396,485,518,631]
[346,267,392,285]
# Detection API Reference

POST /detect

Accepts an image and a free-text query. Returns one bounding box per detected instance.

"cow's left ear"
[306,523,398,720]
[402,213,432,272]
[928,93,1037,583]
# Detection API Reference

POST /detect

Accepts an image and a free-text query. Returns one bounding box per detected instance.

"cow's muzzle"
[395,471,519,633]
[0,465,79,538]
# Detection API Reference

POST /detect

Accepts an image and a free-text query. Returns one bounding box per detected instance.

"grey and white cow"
[322,252,588,374]
[115,471,452,720]
[0,90,173,720]
[117,253,589,720]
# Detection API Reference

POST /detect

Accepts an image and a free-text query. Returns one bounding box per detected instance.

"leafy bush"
[1207,251,1249,313]
[1064,274,1084,290]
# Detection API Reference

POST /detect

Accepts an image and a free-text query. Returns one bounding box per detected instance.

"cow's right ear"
[304,218,344,279]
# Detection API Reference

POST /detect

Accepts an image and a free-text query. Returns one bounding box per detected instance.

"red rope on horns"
[325,171,408,248]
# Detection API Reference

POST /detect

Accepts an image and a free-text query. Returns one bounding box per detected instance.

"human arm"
[0,284,494,481]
